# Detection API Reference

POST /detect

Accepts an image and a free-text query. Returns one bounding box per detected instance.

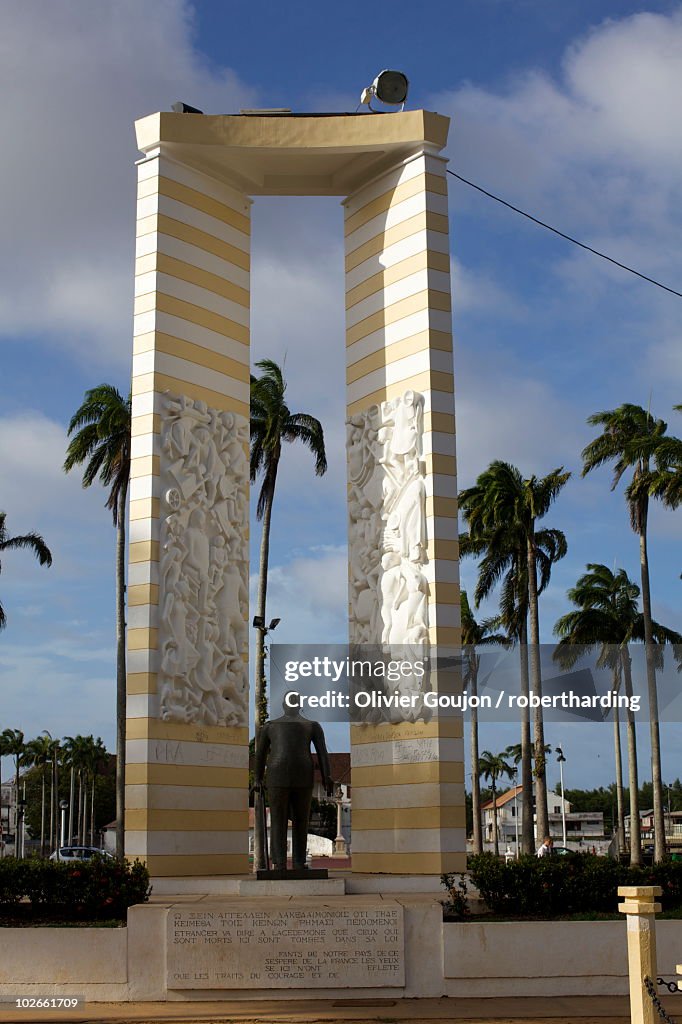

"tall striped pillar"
[126,152,251,876]
[344,150,466,875]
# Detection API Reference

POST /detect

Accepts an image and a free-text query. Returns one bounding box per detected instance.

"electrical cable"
[447,169,682,299]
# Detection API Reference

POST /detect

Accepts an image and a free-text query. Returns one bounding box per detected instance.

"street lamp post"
[251,614,280,873]
[17,798,27,859]
[556,745,567,847]
[333,784,348,858]
[59,799,69,851]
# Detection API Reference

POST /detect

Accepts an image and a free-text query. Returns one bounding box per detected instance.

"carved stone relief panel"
[158,393,249,727]
[347,390,429,647]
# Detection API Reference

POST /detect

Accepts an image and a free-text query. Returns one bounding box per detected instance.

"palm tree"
[478,749,515,857]
[461,591,508,854]
[472,531,562,856]
[85,737,108,846]
[40,735,62,851]
[0,512,52,630]
[582,404,674,861]
[460,521,565,855]
[26,732,54,856]
[554,563,682,865]
[646,405,682,511]
[63,735,89,846]
[459,462,570,846]
[64,384,131,860]
[250,359,327,869]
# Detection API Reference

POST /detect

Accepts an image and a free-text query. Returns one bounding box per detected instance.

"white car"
[49,846,114,862]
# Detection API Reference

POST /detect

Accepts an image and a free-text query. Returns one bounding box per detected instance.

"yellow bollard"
[619,886,663,1024]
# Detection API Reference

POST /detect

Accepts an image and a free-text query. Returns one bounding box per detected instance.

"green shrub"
[0,856,151,922]
[465,852,682,918]
[441,872,470,919]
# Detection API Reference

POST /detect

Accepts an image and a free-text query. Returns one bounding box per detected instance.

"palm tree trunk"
[83,774,89,847]
[519,618,534,854]
[82,776,88,846]
[470,658,483,855]
[492,779,499,857]
[90,777,95,846]
[68,767,74,846]
[612,667,626,856]
[40,771,46,857]
[14,756,20,845]
[77,774,83,846]
[527,533,549,842]
[254,470,278,871]
[622,649,642,866]
[49,764,55,852]
[116,484,127,861]
[638,514,665,862]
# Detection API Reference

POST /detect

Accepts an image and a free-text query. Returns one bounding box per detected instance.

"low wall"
[443,919,682,998]
[0,926,128,1002]
[1,905,681,1002]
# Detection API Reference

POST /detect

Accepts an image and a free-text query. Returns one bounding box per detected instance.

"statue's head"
[282,692,302,716]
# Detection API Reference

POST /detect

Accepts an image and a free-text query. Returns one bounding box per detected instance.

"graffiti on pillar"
[347,390,429,646]
[158,393,249,727]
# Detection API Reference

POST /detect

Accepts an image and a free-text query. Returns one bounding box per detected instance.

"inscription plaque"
[166,900,405,989]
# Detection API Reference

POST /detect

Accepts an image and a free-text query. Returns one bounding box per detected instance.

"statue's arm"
[312,722,334,796]
[254,725,270,786]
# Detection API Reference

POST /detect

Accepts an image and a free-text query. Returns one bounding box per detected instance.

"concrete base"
[151,873,445,897]
[346,875,444,894]
[5,899,682,1004]
[239,877,345,896]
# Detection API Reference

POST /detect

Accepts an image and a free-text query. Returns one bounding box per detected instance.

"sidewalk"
[0,995,645,1024]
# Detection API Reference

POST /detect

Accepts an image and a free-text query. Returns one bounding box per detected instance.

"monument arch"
[126,109,464,877]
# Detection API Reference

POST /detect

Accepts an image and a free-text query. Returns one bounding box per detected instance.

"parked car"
[49,846,113,862]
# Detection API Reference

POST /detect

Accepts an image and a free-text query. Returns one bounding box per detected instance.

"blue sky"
[0,0,680,790]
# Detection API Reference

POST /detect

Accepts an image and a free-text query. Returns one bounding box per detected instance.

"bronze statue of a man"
[254,697,333,870]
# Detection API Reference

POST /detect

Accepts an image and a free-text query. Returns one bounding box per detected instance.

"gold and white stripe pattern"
[127,153,251,877]
[344,152,465,875]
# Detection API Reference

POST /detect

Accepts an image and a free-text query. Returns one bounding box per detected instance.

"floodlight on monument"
[252,615,266,629]
[268,618,281,631]
[171,101,204,114]
[360,70,409,112]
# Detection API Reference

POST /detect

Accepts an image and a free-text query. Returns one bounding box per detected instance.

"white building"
[480,787,604,850]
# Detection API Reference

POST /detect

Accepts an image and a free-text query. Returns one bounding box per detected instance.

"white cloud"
[249,545,348,645]
[0,407,116,682]
[435,9,682,333]
[451,257,526,318]
[0,0,258,368]
[455,368,584,489]
[0,637,115,746]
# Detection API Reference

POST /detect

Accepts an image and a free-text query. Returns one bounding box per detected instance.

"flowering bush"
[0,856,151,922]
[465,852,682,917]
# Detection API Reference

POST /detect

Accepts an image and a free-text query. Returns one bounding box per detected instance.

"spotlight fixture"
[360,70,409,112]
[171,101,204,114]
[253,615,281,633]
